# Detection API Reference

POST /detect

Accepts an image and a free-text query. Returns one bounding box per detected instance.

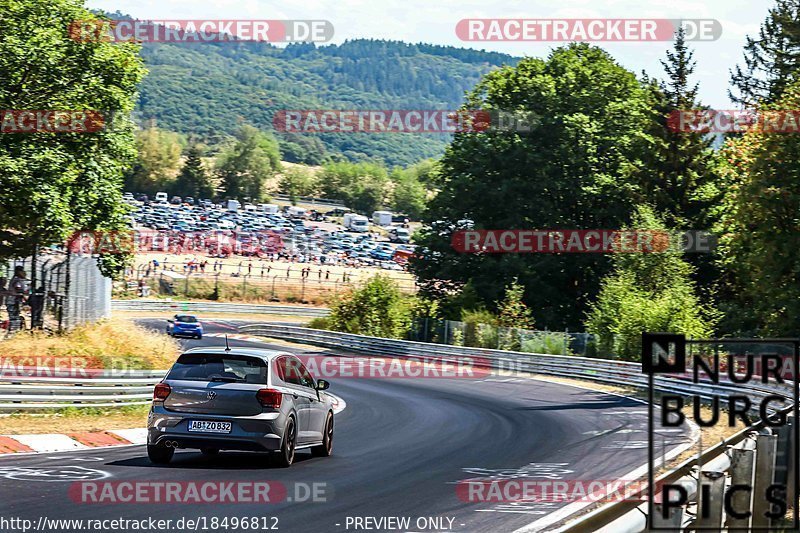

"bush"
[585,207,717,360]
[307,317,330,330]
[520,332,575,356]
[461,308,497,348]
[327,275,415,339]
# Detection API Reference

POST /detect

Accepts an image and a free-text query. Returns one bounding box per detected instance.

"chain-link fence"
[1,249,111,334]
[118,258,417,305]
[407,318,595,357]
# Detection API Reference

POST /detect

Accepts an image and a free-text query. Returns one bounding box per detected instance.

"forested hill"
[137,39,518,166]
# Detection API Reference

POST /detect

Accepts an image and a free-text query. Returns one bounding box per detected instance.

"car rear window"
[166,354,268,384]
[175,315,197,323]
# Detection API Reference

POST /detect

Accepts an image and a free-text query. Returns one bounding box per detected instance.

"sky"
[85,0,773,108]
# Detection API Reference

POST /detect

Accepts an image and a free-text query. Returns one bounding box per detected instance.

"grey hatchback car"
[147,347,334,467]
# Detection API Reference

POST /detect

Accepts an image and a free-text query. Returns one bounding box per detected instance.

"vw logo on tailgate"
[206,391,216,400]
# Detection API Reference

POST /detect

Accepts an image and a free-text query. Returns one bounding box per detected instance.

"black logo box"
[642,333,799,531]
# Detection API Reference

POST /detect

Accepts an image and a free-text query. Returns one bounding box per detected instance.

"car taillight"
[153,383,171,401]
[256,389,282,408]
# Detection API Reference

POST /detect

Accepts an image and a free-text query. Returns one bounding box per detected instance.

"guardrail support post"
[695,470,725,529]
[752,431,778,530]
[774,415,794,505]
[726,445,755,530]
[652,503,684,531]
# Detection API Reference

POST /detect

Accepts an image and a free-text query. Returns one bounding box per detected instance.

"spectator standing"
[6,267,28,330]
[28,286,44,328]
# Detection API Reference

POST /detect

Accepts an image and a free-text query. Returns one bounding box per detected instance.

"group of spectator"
[0,266,46,330]
[139,256,362,285]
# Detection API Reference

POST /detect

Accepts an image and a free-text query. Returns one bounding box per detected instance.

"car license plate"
[187,420,232,433]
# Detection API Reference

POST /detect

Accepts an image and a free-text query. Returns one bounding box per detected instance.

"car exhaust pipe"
[164,440,179,448]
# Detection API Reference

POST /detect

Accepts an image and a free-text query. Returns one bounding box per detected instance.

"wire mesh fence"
[119,258,417,305]
[1,249,111,334]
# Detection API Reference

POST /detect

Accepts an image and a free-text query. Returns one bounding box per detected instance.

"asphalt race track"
[0,318,693,533]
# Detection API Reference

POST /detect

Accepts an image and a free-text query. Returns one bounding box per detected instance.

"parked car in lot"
[388,227,411,243]
[147,347,334,467]
[166,314,204,339]
[127,195,410,272]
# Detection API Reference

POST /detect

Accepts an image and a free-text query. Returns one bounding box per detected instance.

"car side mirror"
[167,319,174,323]
[315,379,330,391]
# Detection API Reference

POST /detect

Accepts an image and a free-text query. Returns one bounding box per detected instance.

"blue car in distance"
[166,314,203,339]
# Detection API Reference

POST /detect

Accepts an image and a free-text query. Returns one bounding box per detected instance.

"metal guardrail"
[0,369,164,411]
[237,325,792,405]
[111,299,329,317]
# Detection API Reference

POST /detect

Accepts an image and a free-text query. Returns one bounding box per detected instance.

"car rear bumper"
[171,328,202,336]
[148,408,283,451]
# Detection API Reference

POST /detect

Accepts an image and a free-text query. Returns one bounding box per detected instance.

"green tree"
[327,275,415,339]
[172,145,214,199]
[496,279,535,329]
[135,39,515,166]
[713,81,800,336]
[585,206,716,360]
[0,0,146,277]
[124,126,184,195]
[277,133,327,165]
[318,161,389,213]
[730,0,800,106]
[407,159,440,187]
[412,43,655,329]
[390,167,427,218]
[496,278,535,351]
[640,28,718,228]
[278,166,317,203]
[216,125,281,202]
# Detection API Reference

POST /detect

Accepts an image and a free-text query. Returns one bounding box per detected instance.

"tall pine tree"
[173,145,214,199]
[639,27,717,228]
[730,0,800,106]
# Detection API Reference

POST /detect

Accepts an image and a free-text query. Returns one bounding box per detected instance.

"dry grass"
[0,318,177,435]
[0,406,149,435]
[0,317,181,370]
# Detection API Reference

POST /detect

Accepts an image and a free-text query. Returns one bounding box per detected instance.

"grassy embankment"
[0,318,181,434]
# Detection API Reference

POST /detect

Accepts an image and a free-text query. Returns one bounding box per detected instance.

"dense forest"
[135,37,517,166]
